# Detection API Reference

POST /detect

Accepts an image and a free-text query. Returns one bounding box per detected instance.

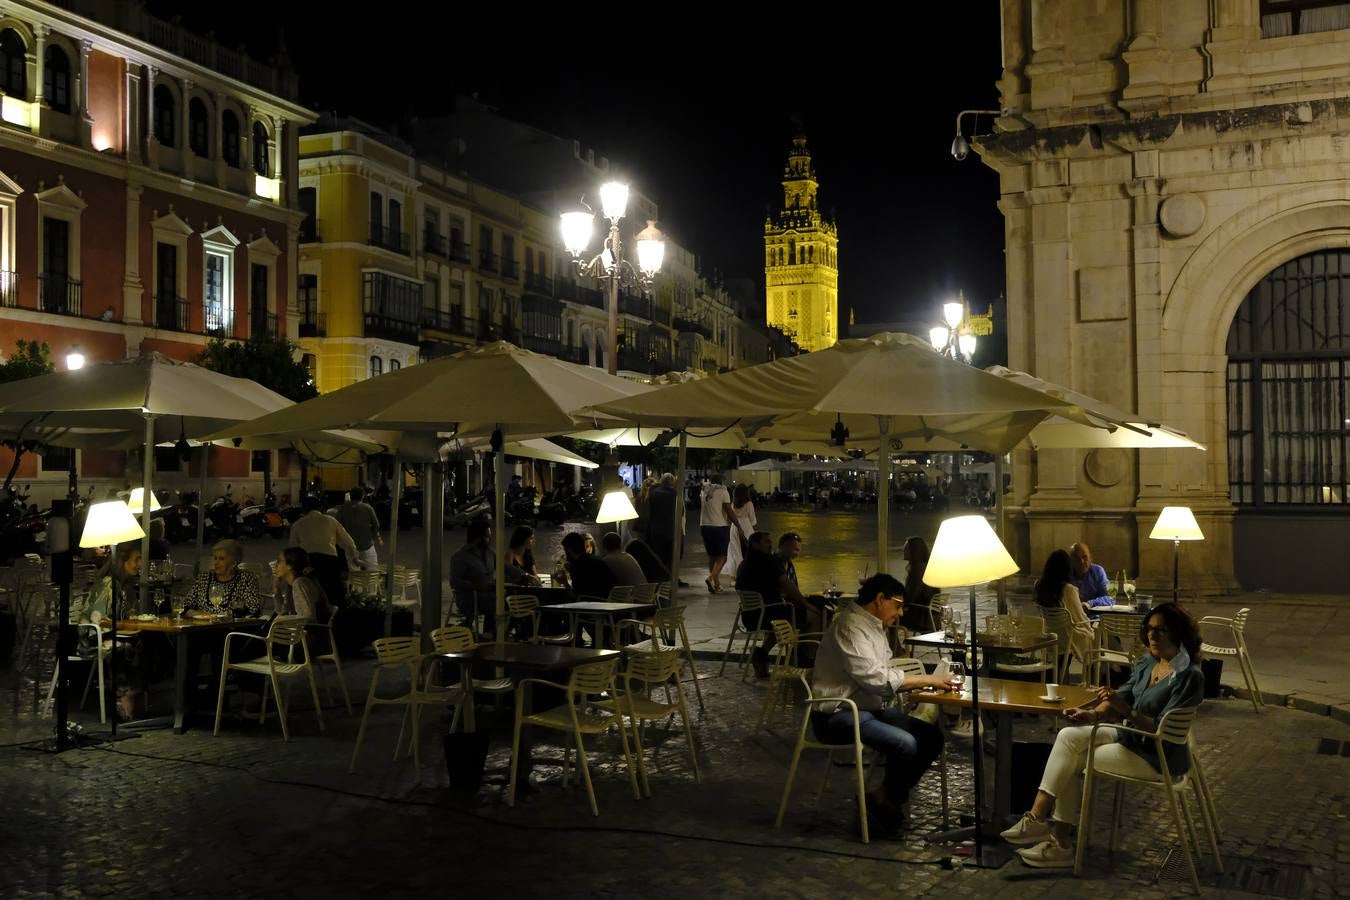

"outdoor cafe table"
[115,614,265,734]
[911,677,1096,821]
[547,601,654,648]
[904,630,1058,658]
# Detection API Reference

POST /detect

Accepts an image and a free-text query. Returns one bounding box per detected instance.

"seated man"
[734,531,797,678]
[811,574,950,836]
[777,532,828,632]
[562,531,616,646]
[450,519,495,636]
[1069,542,1112,611]
[599,531,647,587]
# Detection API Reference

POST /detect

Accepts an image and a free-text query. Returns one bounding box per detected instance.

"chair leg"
[1192,780,1224,871]
[677,690,701,783]
[1109,782,1124,851]
[212,663,231,737]
[1074,762,1096,876]
[410,699,421,769]
[94,654,106,724]
[853,741,870,844]
[718,621,741,677]
[394,706,410,760]
[680,625,704,709]
[306,668,325,733]
[574,731,599,816]
[616,708,642,802]
[332,660,353,715]
[259,682,270,725]
[348,681,379,773]
[270,676,290,742]
[1238,651,1262,711]
[1163,781,1203,894]
[775,720,809,830]
[739,632,755,680]
[506,701,524,807]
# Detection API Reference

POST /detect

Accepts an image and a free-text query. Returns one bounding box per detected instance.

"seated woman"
[1001,602,1205,868]
[186,539,262,617]
[1034,548,1094,666]
[505,525,542,587]
[274,547,331,624]
[900,535,940,632]
[83,542,145,720]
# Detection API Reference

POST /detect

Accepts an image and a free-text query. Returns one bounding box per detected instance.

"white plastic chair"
[505,594,574,645]
[597,650,701,795]
[775,673,871,843]
[1199,608,1262,711]
[890,657,950,827]
[307,608,351,714]
[719,591,783,678]
[213,615,323,742]
[1075,706,1219,893]
[619,604,705,709]
[43,622,111,724]
[757,619,820,731]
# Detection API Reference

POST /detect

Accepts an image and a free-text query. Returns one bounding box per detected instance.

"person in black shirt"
[562,531,616,646]
[735,531,796,677]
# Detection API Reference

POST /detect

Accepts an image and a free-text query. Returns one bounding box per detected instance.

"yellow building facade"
[764,136,838,352]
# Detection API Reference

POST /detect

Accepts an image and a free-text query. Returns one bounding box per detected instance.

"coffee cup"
[1045,683,1061,700]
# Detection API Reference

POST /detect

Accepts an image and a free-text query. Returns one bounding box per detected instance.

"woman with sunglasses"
[1000,602,1205,868]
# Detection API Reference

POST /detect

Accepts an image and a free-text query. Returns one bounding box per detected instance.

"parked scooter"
[202,484,238,540]
[237,490,286,539]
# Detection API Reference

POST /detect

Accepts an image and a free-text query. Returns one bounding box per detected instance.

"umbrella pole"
[384,455,402,638]
[195,445,208,575]
[995,454,1008,614]
[671,430,687,587]
[877,417,891,575]
[494,445,506,646]
[140,413,154,614]
[421,462,444,653]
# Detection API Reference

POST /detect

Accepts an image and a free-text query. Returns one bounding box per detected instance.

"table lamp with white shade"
[1149,506,1204,604]
[923,514,1020,866]
[594,488,639,524]
[79,499,145,737]
[125,488,161,515]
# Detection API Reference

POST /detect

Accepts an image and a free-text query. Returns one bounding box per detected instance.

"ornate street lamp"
[929,298,979,364]
[560,182,666,376]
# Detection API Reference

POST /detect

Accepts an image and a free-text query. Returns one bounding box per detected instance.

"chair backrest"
[608,584,635,603]
[630,582,657,605]
[1156,705,1198,746]
[569,658,619,694]
[1040,607,1072,651]
[1101,613,1146,655]
[650,605,685,631]
[429,624,475,653]
[267,615,308,649]
[771,618,798,646]
[653,581,672,608]
[737,590,765,613]
[506,594,539,618]
[1232,607,1251,633]
[372,635,420,664]
[890,657,926,679]
[624,650,681,685]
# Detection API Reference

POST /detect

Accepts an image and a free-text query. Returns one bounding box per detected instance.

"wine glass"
[946,661,966,693]
[209,581,225,617]
[173,598,186,621]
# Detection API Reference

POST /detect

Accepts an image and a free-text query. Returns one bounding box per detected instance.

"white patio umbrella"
[0,352,383,611]
[448,436,599,469]
[204,342,653,644]
[589,333,1076,573]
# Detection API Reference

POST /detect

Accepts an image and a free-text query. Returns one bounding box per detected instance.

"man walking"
[337,485,382,569]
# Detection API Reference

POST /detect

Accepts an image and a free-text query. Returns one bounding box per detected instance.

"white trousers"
[1039,725,1158,824]
[357,546,379,569]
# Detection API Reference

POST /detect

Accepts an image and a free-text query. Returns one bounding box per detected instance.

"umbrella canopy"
[202,341,656,648]
[449,437,598,469]
[569,425,851,457]
[984,366,1206,451]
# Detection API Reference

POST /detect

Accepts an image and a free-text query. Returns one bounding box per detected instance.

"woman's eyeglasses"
[1144,625,1170,637]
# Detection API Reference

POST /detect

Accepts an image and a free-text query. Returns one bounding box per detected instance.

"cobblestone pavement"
[3,656,1347,899]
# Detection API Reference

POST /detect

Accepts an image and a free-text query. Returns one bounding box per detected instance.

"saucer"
[1039,694,1064,703]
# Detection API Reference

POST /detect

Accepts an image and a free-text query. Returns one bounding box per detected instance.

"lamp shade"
[66,349,85,370]
[594,489,639,524]
[635,220,665,276]
[79,499,146,548]
[599,181,629,220]
[929,325,950,352]
[126,487,161,514]
[958,332,978,359]
[560,211,594,257]
[943,301,965,329]
[1149,506,1204,541]
[924,514,1019,588]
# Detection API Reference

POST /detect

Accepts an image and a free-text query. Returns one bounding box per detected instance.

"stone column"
[998,0,1029,114]
[243,105,256,178]
[77,39,93,148]
[124,65,141,163]
[1122,0,1167,108]
[212,91,227,187]
[179,79,192,175]
[144,65,158,169]
[30,26,46,136]
[1205,0,1262,93]
[1026,0,1069,109]
[123,185,143,324]
[271,114,286,203]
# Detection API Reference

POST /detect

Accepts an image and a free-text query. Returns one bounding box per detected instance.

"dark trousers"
[309,553,345,607]
[812,707,944,805]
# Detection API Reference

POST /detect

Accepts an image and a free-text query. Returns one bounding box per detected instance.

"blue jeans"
[812,706,944,805]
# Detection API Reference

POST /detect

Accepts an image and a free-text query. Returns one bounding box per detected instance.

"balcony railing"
[449,240,471,263]
[618,291,651,319]
[523,334,564,357]
[204,303,230,337]
[155,296,189,331]
[363,312,419,342]
[369,223,410,255]
[556,279,604,309]
[422,230,448,258]
[0,271,17,307]
[524,272,554,295]
[39,274,82,317]
[478,251,499,274]
[420,307,464,334]
[501,258,519,279]
[298,312,326,338]
[251,309,278,339]
[674,316,713,339]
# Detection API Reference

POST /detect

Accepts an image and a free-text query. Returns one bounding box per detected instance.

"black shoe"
[862,796,907,838]
[751,647,770,679]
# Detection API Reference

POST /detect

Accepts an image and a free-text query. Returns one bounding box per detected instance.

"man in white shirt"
[811,573,949,836]
[289,495,362,604]
[698,475,734,593]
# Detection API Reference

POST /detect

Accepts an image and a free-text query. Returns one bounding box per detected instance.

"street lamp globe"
[635,220,666,278]
[958,332,978,359]
[559,211,594,258]
[65,348,85,370]
[943,301,964,329]
[929,326,950,352]
[599,182,630,221]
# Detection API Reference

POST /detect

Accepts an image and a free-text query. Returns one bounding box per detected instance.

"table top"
[904,630,1058,653]
[912,676,1096,715]
[549,601,654,614]
[115,615,266,633]
[1096,605,1149,616]
[438,643,620,670]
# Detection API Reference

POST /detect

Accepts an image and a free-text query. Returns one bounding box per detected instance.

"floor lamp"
[79,500,146,738]
[923,514,1020,867]
[1148,506,1204,604]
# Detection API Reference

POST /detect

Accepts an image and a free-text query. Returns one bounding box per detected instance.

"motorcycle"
[447,491,492,528]
[203,484,238,541]
[237,490,286,539]
[536,489,567,526]
[507,486,537,526]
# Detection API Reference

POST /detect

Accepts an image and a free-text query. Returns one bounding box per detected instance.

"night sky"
[158,5,1006,328]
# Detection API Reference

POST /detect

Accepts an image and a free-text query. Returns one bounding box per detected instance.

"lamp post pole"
[606,221,621,376]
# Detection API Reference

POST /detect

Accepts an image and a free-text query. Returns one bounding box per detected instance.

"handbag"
[444,731,491,794]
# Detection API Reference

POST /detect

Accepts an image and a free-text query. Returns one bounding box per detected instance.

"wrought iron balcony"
[38,273,82,317]
[155,296,189,331]
[369,223,411,255]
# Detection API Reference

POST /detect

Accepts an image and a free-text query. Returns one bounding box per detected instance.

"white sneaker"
[1017,838,1075,868]
[1000,812,1052,845]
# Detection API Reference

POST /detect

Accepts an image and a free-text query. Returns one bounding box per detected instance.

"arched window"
[390,359,401,372]
[43,45,69,113]
[153,84,176,146]
[1227,249,1350,506]
[188,97,209,157]
[370,356,383,378]
[0,30,25,97]
[252,121,269,175]
[221,110,240,167]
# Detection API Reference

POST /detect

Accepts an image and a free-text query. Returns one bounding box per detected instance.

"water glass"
[946,661,966,693]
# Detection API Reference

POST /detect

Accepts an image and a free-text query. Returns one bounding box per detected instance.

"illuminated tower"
[764,135,838,351]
